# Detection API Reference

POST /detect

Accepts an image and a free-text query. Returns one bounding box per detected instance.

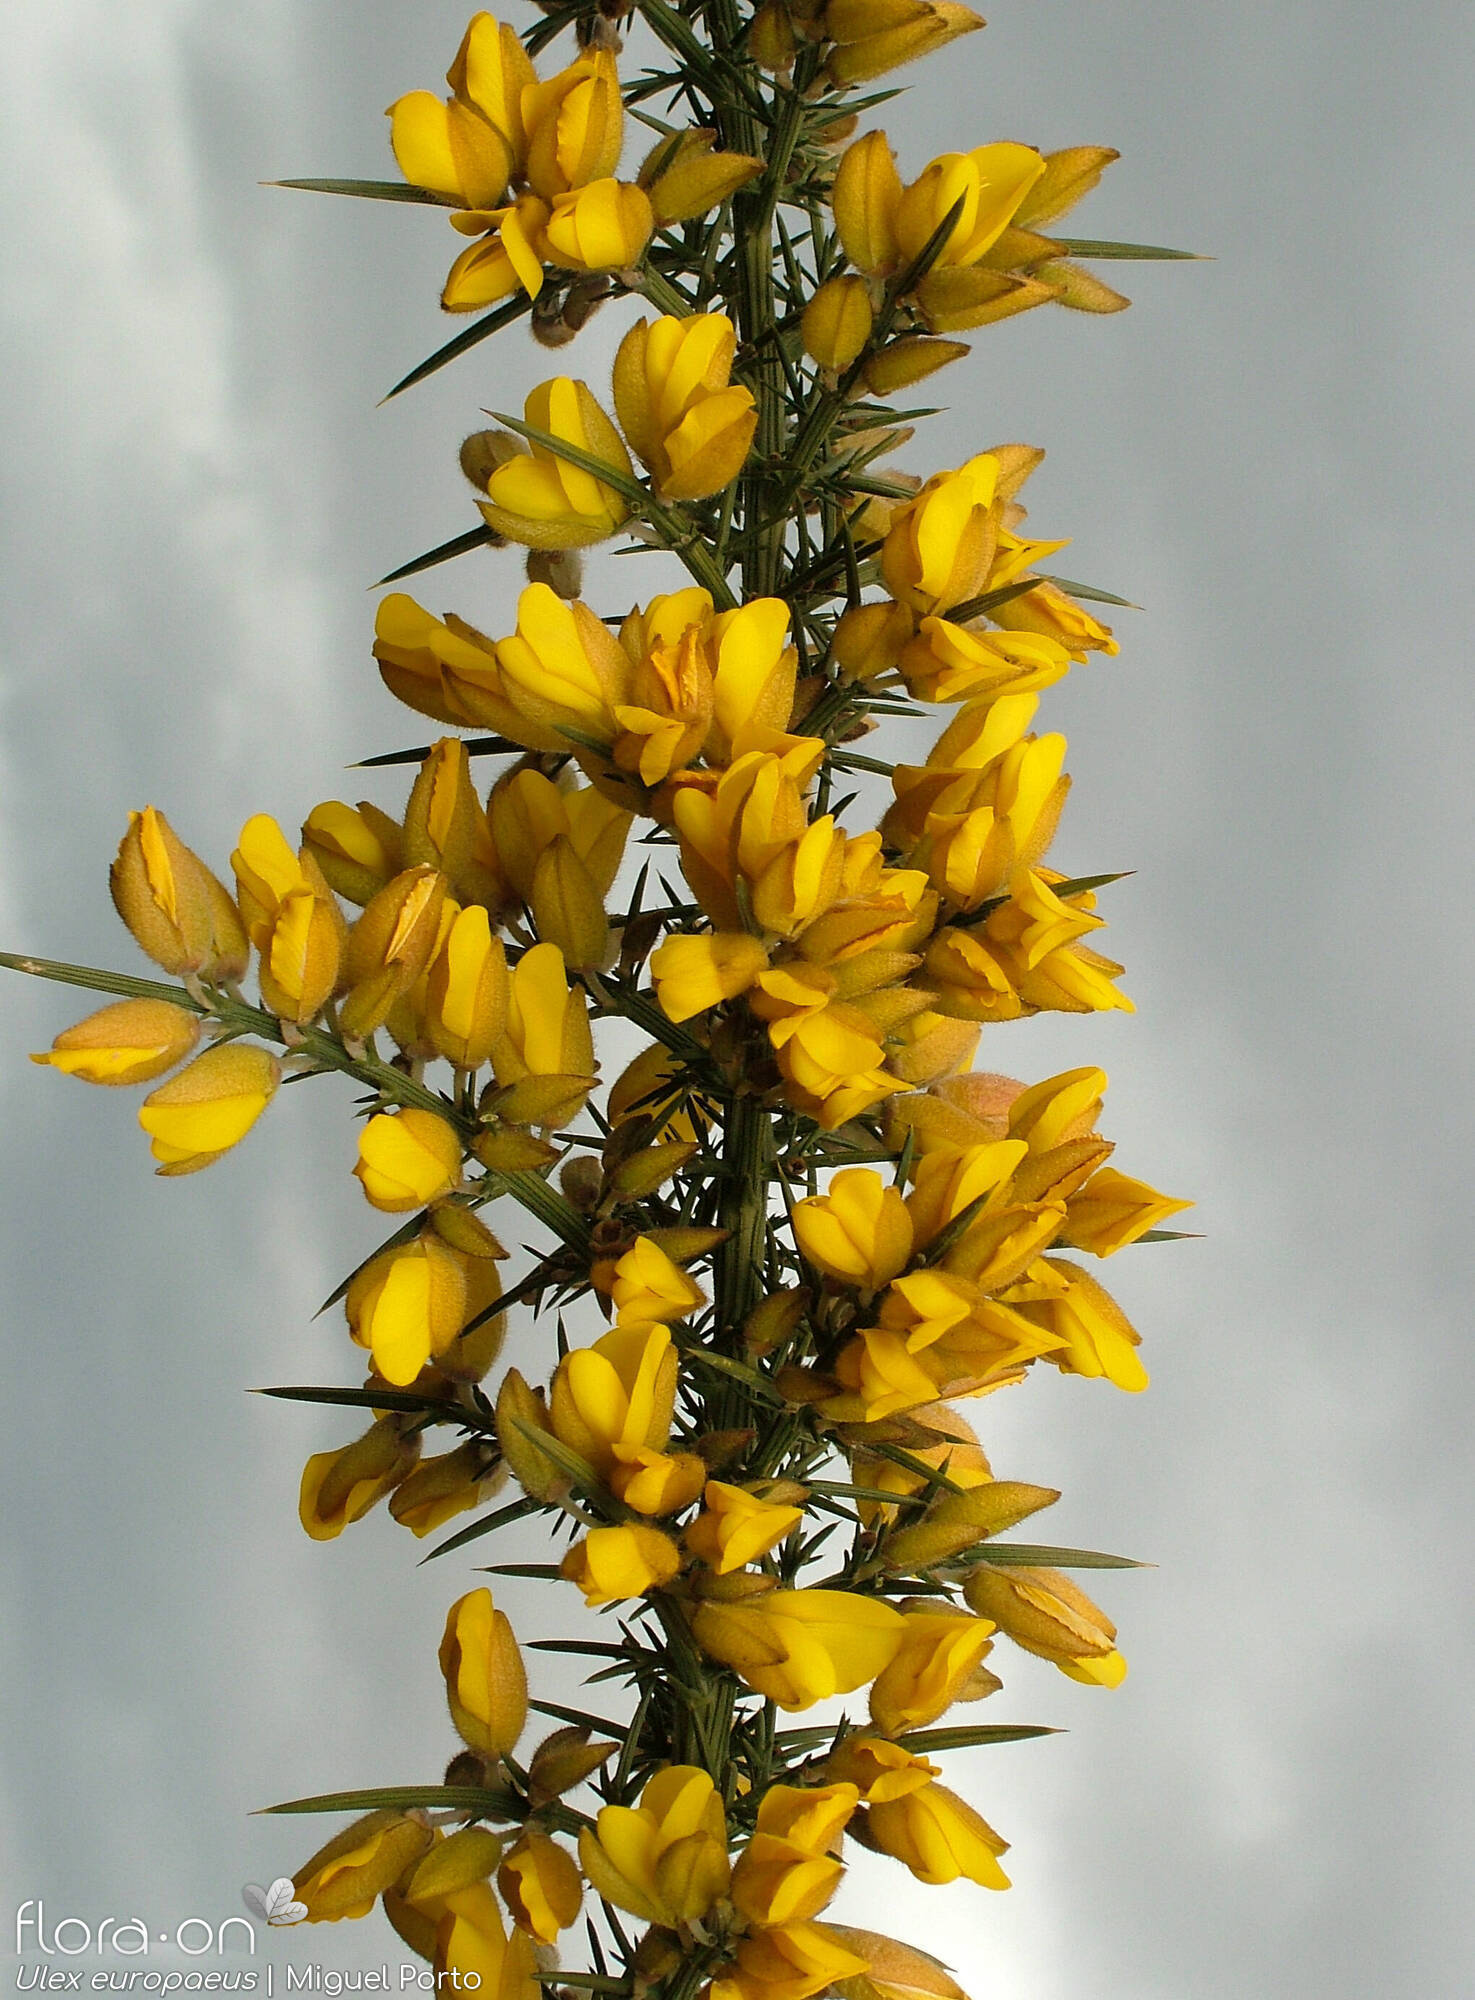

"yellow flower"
[651,931,770,1022]
[493,582,634,748]
[31,998,200,1087]
[137,1043,279,1175]
[849,1401,994,1526]
[497,1831,583,1944]
[769,1002,904,1130]
[373,593,560,743]
[962,1562,1120,1673]
[899,618,1070,704]
[230,813,346,1024]
[298,1420,421,1542]
[544,179,655,274]
[824,1735,939,1804]
[550,1320,678,1477]
[610,1235,707,1322]
[793,1169,914,1291]
[389,1440,504,1538]
[430,1882,540,2000]
[523,51,623,202]
[880,454,1001,618]
[440,1586,528,1759]
[578,1766,731,1928]
[710,1921,869,2000]
[868,1780,1010,1889]
[479,380,634,551]
[823,0,984,85]
[292,1810,433,1923]
[442,193,553,313]
[685,1480,805,1573]
[730,1784,860,1928]
[868,1608,998,1733]
[1062,1168,1192,1255]
[388,15,534,213]
[110,805,248,981]
[353,1108,462,1213]
[1011,1254,1149,1390]
[992,576,1119,660]
[425,906,509,1068]
[614,313,758,501]
[691,1589,906,1710]
[892,144,1045,272]
[560,1522,682,1604]
[490,941,596,1126]
[301,799,403,907]
[344,1235,469,1387]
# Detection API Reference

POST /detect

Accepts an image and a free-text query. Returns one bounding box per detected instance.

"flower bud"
[560,1522,682,1604]
[480,379,634,552]
[525,547,585,599]
[495,1367,564,1502]
[292,1810,433,1922]
[1032,257,1130,313]
[440,1586,528,1759]
[345,1233,469,1386]
[32,998,201,1087]
[862,335,970,396]
[138,1042,279,1174]
[527,1726,618,1808]
[801,276,874,373]
[110,806,247,980]
[876,1481,1058,1574]
[498,1831,583,1943]
[402,738,503,909]
[299,1419,422,1541]
[1061,1167,1192,1255]
[354,1109,463,1213]
[640,129,764,223]
[831,601,916,681]
[823,0,985,83]
[832,131,904,277]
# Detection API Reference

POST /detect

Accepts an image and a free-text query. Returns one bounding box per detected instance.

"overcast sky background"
[3,3,1473,1996]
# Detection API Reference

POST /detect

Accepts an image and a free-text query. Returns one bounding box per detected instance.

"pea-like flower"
[614,312,758,502]
[691,1588,906,1711]
[31,998,200,1088]
[685,1480,806,1574]
[497,1831,583,1944]
[292,1810,433,1923]
[577,1765,731,1928]
[490,941,597,1126]
[793,1168,914,1291]
[560,1522,683,1604]
[353,1108,462,1213]
[440,1586,528,1759]
[138,1043,279,1175]
[477,380,634,551]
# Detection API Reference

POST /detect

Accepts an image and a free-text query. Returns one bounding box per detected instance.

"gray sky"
[3,3,1474,1996]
